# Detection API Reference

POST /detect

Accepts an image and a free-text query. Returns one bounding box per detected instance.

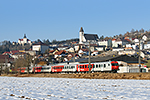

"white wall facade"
[32,45,49,53]
[98,41,108,46]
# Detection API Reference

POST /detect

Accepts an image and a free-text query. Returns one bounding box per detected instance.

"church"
[79,27,99,44]
[18,34,32,45]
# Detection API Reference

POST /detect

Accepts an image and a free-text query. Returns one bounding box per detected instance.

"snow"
[0,77,150,100]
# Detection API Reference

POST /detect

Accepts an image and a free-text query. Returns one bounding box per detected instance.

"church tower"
[23,34,27,44]
[79,27,84,44]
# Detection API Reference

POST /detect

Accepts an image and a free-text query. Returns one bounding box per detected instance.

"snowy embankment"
[0,77,150,100]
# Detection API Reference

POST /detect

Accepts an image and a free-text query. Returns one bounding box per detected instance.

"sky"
[0,0,150,42]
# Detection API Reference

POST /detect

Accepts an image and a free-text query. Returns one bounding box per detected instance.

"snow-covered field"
[0,77,150,100]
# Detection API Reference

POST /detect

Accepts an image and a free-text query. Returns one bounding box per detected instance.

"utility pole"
[73,47,75,62]
[33,58,35,74]
[139,39,141,72]
[88,41,91,73]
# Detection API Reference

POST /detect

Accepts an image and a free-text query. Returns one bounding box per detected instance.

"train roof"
[69,55,147,64]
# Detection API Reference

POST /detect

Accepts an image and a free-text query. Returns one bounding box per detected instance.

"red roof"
[0,55,14,63]
[10,50,19,54]
[55,50,66,55]
[81,49,89,52]
[49,50,54,53]
[112,39,116,41]
[2,52,11,55]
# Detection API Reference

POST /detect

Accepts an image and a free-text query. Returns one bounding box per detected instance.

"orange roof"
[112,39,116,41]
[55,50,66,55]
[49,50,54,53]
[125,47,133,50]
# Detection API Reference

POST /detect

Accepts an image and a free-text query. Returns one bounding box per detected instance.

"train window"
[85,65,87,68]
[71,66,74,69]
[96,65,98,68]
[108,64,110,66]
[104,64,106,68]
[99,64,101,67]
[81,65,84,68]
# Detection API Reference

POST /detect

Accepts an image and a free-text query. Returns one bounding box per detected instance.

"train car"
[62,64,77,73]
[51,64,64,73]
[32,66,43,73]
[93,61,119,72]
[17,67,28,73]
[41,65,51,73]
[77,63,94,73]
[11,67,32,74]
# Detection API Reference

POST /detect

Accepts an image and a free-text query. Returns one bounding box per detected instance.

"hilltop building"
[32,41,49,54]
[18,34,32,45]
[79,27,99,45]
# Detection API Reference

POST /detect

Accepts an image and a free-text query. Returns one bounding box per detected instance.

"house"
[78,48,89,57]
[98,39,112,47]
[11,52,26,59]
[24,50,37,56]
[57,46,68,50]
[68,47,75,53]
[79,27,99,44]
[118,50,136,55]
[144,40,150,49]
[112,38,122,47]
[91,50,99,56]
[0,55,14,70]
[18,34,32,45]
[112,47,124,51]
[95,46,106,51]
[32,41,49,54]
[142,34,150,41]
[112,38,130,48]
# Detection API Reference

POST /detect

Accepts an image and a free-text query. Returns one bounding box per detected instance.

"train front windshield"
[111,63,119,66]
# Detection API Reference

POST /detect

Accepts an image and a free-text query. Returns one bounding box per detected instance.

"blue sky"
[0,0,150,42]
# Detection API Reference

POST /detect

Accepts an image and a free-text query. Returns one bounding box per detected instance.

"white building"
[32,42,49,54]
[79,27,99,44]
[18,34,32,45]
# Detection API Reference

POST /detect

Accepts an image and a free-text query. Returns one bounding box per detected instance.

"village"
[1,27,150,74]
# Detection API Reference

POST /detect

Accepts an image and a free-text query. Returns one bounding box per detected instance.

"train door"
[101,64,104,71]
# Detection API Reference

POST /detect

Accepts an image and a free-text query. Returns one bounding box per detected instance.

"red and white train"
[13,61,119,74]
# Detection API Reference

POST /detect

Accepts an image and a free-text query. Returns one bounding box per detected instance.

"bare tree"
[24,53,32,74]
[0,59,5,75]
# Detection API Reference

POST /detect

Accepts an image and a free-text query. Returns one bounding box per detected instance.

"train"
[12,61,119,74]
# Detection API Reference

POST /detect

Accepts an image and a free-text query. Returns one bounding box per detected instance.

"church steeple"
[79,27,84,44]
[24,34,27,38]
[80,27,84,32]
